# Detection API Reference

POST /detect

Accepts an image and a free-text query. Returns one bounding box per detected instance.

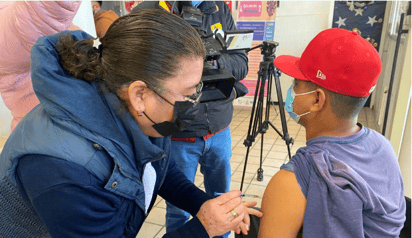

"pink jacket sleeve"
[0,1,81,132]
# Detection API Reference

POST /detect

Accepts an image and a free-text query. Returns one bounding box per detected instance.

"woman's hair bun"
[56,33,103,82]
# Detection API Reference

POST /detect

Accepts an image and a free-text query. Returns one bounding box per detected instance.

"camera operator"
[132,2,248,237]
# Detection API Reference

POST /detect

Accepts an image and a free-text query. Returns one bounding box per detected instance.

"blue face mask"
[285,83,316,123]
[191,0,203,7]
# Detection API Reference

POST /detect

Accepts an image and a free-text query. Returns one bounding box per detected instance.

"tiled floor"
[136,106,378,238]
[0,106,377,238]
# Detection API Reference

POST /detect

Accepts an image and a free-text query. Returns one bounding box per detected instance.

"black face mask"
[143,101,199,137]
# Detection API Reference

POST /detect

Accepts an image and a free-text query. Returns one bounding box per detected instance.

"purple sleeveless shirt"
[281,124,406,237]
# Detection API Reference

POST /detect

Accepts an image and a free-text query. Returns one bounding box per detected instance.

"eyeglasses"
[161,81,203,106]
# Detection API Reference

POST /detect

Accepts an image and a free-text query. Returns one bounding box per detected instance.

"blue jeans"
[166,126,232,238]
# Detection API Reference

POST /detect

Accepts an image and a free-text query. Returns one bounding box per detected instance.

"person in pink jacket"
[0,1,81,132]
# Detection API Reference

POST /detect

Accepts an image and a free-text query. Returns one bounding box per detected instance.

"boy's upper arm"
[259,169,306,238]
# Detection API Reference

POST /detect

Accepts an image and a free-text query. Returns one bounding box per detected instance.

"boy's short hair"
[304,81,368,119]
[274,28,382,98]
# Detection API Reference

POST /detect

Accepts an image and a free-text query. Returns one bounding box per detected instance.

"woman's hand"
[196,190,246,237]
[233,201,263,235]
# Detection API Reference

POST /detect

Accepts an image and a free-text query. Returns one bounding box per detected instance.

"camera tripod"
[239,41,294,191]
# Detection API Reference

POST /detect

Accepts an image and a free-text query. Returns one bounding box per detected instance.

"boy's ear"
[127,81,148,113]
[311,88,326,112]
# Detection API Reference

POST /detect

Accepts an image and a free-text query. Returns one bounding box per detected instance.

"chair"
[234,213,260,238]
[399,196,411,238]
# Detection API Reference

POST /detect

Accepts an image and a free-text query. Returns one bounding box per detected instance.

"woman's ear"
[311,88,326,112]
[127,81,148,114]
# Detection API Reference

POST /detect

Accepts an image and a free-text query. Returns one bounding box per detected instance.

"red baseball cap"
[274,28,382,97]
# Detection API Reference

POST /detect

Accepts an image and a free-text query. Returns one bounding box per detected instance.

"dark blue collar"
[197,1,218,14]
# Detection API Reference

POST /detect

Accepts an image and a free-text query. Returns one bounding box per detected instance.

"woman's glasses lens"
[187,81,203,106]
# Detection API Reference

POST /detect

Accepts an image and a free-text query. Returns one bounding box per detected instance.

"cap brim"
[274,55,309,81]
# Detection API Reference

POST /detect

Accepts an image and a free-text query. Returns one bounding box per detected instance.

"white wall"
[388,32,411,156]
[0,97,12,137]
[271,1,334,99]
[72,0,97,37]
[372,2,410,134]
[388,31,411,198]
[369,2,411,197]
[399,101,411,198]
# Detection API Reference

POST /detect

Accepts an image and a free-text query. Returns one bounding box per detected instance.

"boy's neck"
[304,116,360,141]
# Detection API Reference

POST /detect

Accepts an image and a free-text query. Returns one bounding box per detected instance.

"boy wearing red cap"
[258,28,406,237]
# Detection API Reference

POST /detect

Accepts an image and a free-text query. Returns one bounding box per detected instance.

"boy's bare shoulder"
[259,169,306,238]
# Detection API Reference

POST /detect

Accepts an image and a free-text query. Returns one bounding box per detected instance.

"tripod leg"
[256,65,275,182]
[242,89,266,189]
[286,143,292,162]
[240,67,267,191]
[272,68,294,160]
[257,134,264,181]
[240,54,295,189]
[255,69,268,182]
[240,145,252,191]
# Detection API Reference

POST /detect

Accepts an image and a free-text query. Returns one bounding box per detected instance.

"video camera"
[179,4,253,102]
[131,1,254,102]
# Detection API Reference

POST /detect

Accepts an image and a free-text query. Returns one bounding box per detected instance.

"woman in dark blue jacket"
[0,10,261,238]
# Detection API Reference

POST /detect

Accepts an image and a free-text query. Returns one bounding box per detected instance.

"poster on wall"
[233,0,277,107]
